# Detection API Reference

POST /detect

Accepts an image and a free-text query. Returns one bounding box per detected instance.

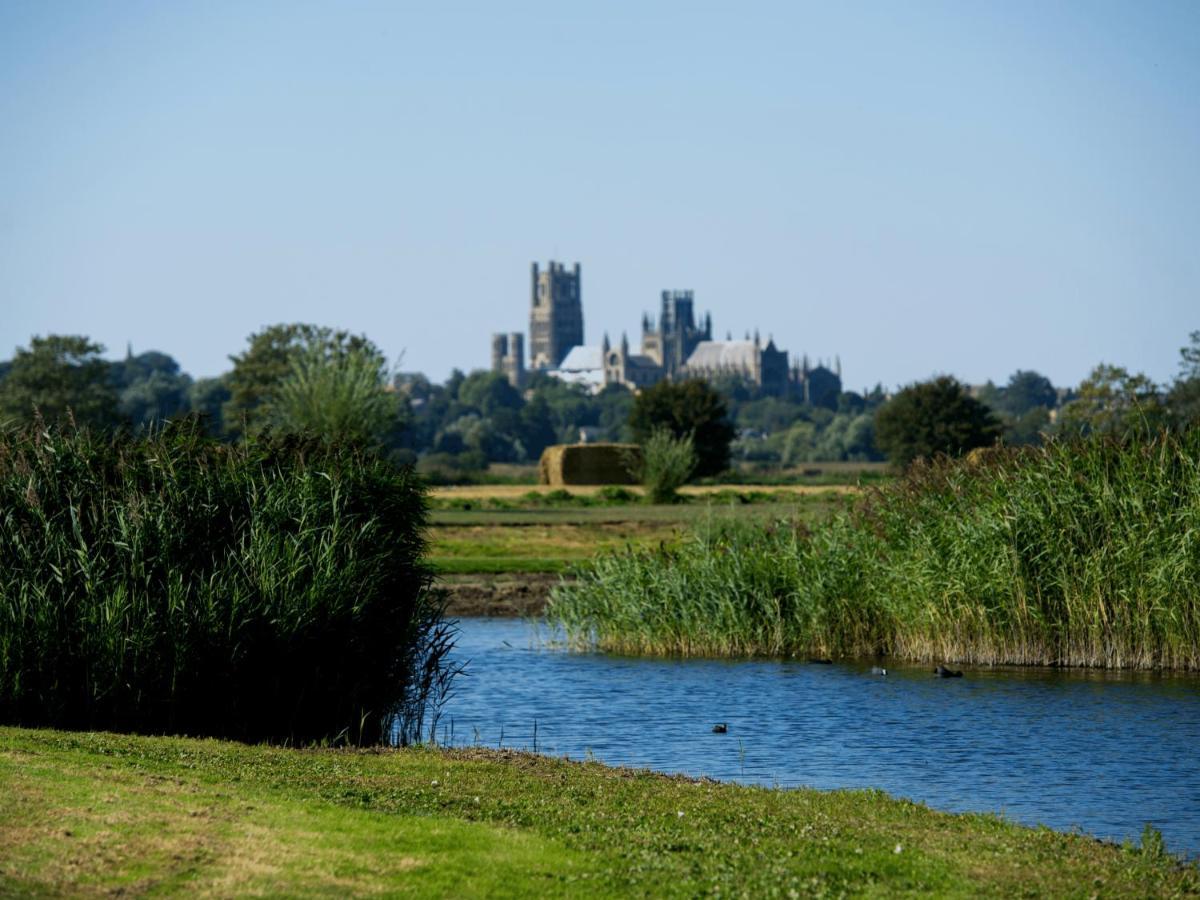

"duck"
[711,723,728,734]
[934,665,963,678]
[871,666,888,676]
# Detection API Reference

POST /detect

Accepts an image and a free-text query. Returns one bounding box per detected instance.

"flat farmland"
[430,483,861,501]
[429,495,849,569]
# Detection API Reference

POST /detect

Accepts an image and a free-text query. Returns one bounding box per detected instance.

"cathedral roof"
[556,345,603,372]
[623,354,660,370]
[684,340,759,370]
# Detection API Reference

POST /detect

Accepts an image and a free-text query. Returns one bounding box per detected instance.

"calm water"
[438,617,1200,856]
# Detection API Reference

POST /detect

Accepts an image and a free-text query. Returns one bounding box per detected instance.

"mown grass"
[2,727,1195,897]
[429,483,858,510]
[549,433,1200,668]
[431,495,845,526]
[713,460,892,487]
[0,423,448,744]
[428,496,847,575]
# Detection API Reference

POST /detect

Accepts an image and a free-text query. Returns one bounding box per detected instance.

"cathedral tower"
[529,261,583,369]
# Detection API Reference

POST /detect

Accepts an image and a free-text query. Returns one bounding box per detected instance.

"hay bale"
[538,443,642,486]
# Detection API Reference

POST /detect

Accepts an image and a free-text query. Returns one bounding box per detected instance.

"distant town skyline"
[3,2,1197,391]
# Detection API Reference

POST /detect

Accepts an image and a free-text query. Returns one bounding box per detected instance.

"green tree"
[224,324,383,439]
[268,347,401,447]
[436,413,521,462]
[0,335,119,428]
[595,384,634,442]
[874,376,1001,467]
[1000,370,1057,416]
[457,371,523,416]
[1167,331,1200,429]
[188,376,232,437]
[629,380,735,478]
[1058,364,1167,439]
[1004,406,1051,446]
[525,373,599,442]
[781,420,819,465]
[736,396,807,434]
[114,351,193,431]
[977,370,1058,446]
[518,395,558,459]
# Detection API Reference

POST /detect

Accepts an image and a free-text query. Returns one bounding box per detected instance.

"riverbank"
[549,434,1200,668]
[441,573,562,616]
[3,727,1194,897]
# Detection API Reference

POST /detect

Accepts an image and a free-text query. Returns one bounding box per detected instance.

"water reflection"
[437,617,1200,856]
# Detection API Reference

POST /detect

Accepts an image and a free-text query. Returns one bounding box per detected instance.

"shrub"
[268,346,401,447]
[0,421,449,745]
[635,429,697,504]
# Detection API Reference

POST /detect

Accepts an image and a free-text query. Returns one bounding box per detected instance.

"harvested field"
[430,483,859,500]
[430,521,678,559]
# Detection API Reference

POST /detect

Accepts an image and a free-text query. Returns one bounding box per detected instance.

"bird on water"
[934,665,963,678]
[712,723,728,733]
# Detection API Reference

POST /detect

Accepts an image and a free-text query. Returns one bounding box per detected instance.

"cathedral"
[491,260,840,401]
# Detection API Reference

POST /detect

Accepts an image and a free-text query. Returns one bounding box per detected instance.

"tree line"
[1,325,1197,473]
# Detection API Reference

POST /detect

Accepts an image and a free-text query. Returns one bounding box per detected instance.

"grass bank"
[548,433,1200,668]
[2,727,1194,897]
[428,494,848,577]
[0,424,448,744]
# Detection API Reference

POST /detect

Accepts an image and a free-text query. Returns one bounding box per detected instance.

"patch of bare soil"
[439,573,566,617]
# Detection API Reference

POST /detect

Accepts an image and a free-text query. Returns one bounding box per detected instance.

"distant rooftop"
[684,340,758,371]
[557,345,602,372]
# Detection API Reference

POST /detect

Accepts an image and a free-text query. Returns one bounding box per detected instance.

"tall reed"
[0,420,449,743]
[548,432,1200,669]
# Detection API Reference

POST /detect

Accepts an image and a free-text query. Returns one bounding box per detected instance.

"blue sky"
[2,1,1197,391]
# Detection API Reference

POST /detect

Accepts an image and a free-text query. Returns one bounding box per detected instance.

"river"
[435,617,1200,857]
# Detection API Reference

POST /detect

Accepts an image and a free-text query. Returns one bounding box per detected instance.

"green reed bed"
[548,431,1200,668]
[0,422,451,744]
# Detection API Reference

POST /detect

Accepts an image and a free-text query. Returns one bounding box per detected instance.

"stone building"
[793,356,843,408]
[680,332,790,396]
[528,261,583,370]
[602,332,664,390]
[490,332,525,389]
[491,261,840,401]
[640,291,711,378]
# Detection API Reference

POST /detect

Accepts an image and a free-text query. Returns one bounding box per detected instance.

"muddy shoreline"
[439,572,564,617]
